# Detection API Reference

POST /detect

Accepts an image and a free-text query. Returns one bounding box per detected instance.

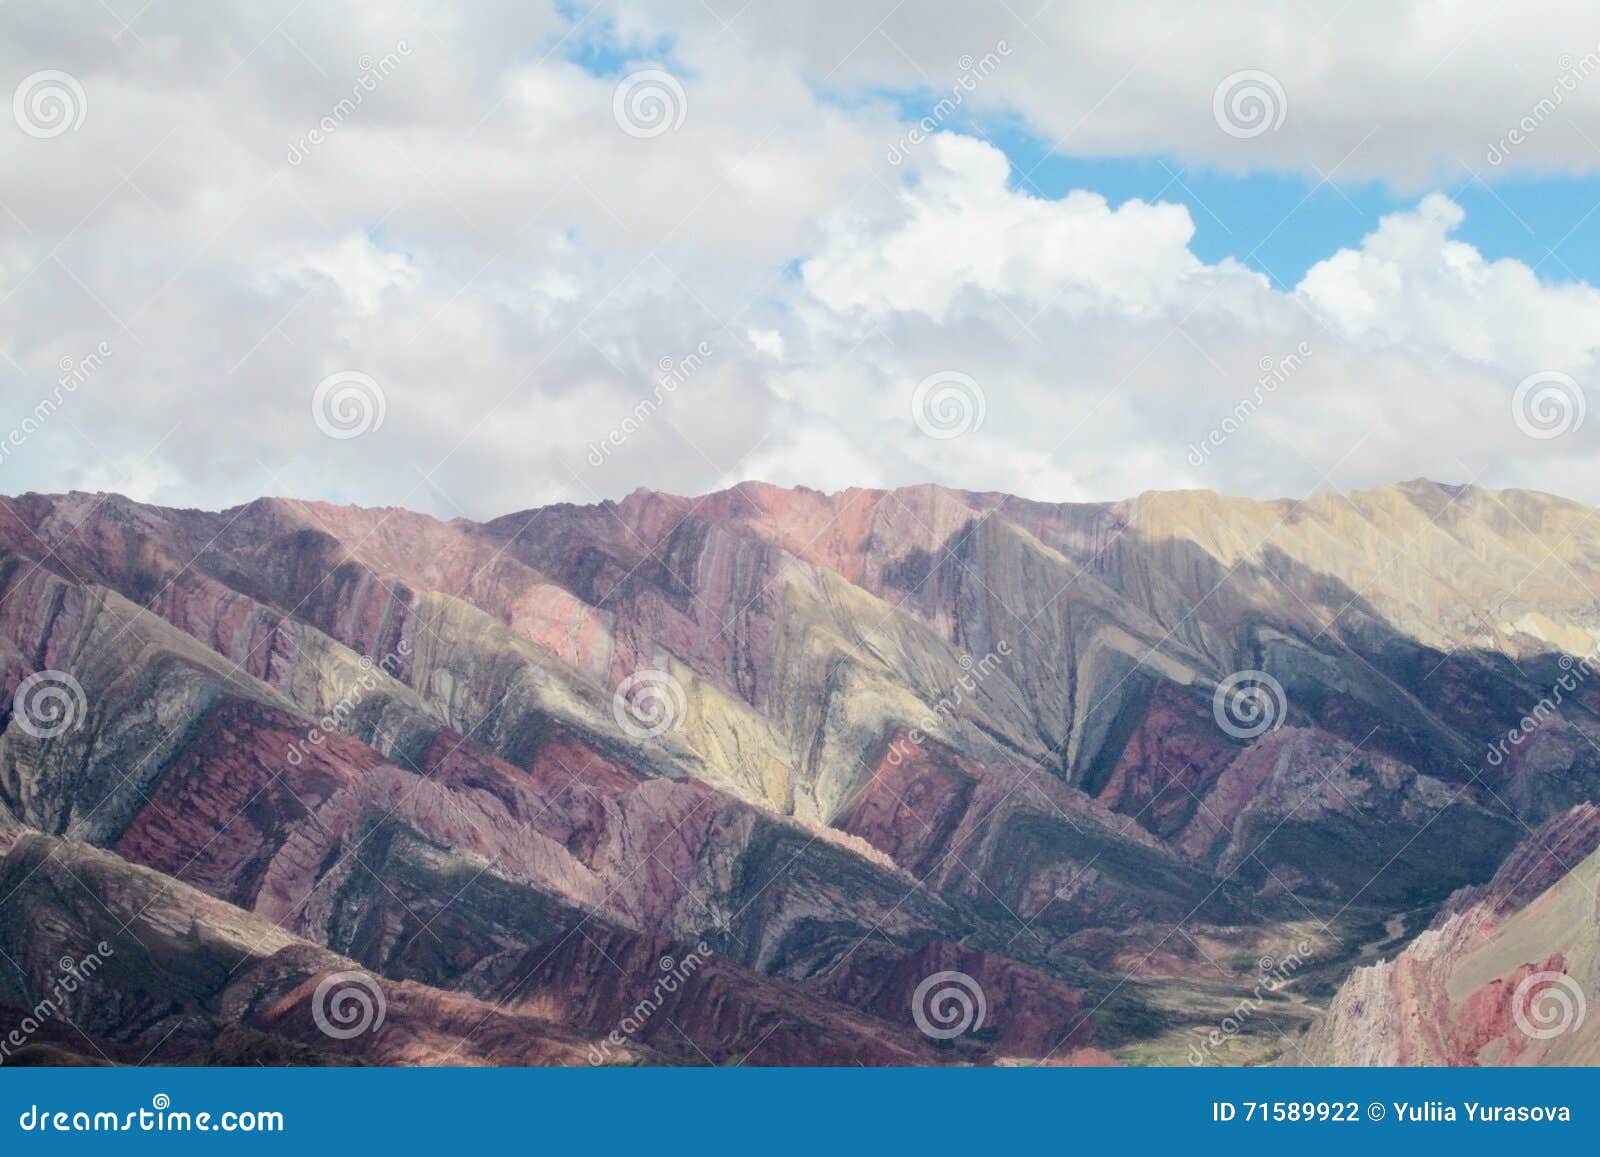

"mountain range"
[1,478,1596,1065]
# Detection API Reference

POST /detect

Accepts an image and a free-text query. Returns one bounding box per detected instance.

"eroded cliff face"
[1301,805,1600,1066]
[1,480,1597,1065]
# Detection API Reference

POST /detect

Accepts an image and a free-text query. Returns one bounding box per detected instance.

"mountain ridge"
[1,477,1597,1064]
[13,474,1581,522]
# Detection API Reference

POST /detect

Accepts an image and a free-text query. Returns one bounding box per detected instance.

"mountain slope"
[1302,804,1600,1065]
[1,479,1596,1065]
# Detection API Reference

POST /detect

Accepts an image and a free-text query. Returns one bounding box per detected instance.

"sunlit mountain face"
[2,479,1597,1065]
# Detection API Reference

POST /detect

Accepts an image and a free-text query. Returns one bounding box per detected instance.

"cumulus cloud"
[1,1,1599,518]
[1299,193,1600,373]
[787,138,1600,502]
[802,135,1213,320]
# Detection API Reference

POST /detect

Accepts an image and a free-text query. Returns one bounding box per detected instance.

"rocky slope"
[0,479,1596,1065]
[1301,804,1600,1065]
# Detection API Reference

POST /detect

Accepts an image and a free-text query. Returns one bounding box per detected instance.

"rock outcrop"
[1301,804,1600,1065]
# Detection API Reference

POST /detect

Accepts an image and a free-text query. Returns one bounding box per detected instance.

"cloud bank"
[1,1,1598,517]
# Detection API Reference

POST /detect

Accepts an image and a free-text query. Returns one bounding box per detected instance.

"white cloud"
[1,1,1599,519]
[782,137,1600,504]
[747,328,785,359]
[1298,193,1600,374]
[621,0,1600,187]
[802,134,1213,321]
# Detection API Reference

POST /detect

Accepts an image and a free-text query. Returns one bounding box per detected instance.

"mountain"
[1302,803,1600,1065]
[0,479,1596,1065]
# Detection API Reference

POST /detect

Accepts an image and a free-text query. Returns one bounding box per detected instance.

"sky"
[2,0,1600,519]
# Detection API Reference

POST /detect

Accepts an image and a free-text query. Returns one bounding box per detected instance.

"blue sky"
[1016,148,1600,289]
[567,22,1600,291]
[874,97,1600,290]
